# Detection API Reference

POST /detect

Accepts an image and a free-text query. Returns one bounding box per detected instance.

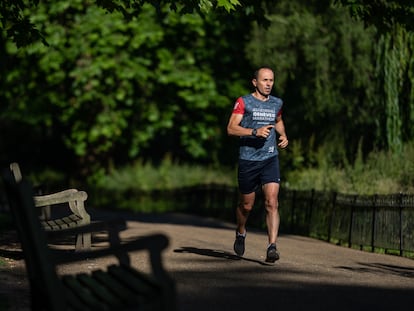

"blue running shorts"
[237,156,281,194]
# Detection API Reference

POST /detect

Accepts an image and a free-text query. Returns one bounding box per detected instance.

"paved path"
[1,209,414,311]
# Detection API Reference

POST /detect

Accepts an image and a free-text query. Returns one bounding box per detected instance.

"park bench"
[10,163,91,251]
[2,165,177,311]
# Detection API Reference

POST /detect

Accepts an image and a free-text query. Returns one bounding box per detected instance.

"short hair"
[253,66,274,80]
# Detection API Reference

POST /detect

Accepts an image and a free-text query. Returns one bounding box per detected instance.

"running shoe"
[233,232,245,256]
[265,243,279,263]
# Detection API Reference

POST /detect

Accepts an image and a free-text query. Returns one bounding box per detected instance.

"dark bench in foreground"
[2,165,176,311]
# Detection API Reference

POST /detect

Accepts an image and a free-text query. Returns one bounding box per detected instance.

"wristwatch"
[252,129,257,136]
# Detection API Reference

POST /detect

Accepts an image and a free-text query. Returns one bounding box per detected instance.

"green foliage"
[94,157,235,192]
[0,0,243,47]
[246,1,377,144]
[246,0,414,168]
[1,1,254,176]
[286,141,414,195]
[335,0,414,32]
[374,28,414,153]
[88,158,237,212]
[336,1,414,154]
[216,0,241,12]
[0,0,48,47]
[1,0,413,192]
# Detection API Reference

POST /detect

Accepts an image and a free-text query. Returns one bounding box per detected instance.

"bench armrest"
[34,189,88,206]
[34,189,90,222]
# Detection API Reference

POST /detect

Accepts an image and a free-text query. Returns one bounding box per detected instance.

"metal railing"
[276,189,414,257]
[167,185,414,257]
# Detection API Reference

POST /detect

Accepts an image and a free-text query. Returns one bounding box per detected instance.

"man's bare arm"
[275,116,288,148]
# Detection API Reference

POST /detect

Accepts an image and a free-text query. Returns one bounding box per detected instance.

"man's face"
[253,69,274,96]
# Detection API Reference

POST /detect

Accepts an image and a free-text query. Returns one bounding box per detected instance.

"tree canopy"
[336,0,414,31]
[0,0,272,47]
[1,0,413,180]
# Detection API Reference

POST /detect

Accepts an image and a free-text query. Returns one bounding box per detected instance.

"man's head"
[252,67,274,98]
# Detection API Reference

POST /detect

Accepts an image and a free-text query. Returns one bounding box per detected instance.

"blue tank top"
[236,94,283,161]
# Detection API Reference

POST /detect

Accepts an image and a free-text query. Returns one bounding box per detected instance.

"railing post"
[328,191,337,243]
[399,193,403,256]
[307,189,315,235]
[348,195,357,248]
[290,190,297,233]
[371,195,377,252]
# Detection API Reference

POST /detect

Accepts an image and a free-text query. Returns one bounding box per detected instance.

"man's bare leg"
[235,192,255,235]
[263,182,280,244]
[234,192,255,256]
[263,182,281,262]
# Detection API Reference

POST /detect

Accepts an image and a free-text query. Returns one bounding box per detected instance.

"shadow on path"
[336,262,414,278]
[174,246,273,266]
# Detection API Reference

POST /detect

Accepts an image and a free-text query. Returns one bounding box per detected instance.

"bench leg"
[75,233,91,251]
[83,232,91,250]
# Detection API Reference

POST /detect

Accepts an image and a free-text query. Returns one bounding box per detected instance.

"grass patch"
[285,141,414,195]
[94,159,236,192]
[86,158,237,212]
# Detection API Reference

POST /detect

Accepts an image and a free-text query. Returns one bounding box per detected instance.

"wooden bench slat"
[67,214,83,223]
[42,215,82,230]
[65,269,163,310]
[108,265,160,295]
[62,275,111,310]
[62,283,94,311]
[76,273,124,307]
[92,269,141,303]
[44,220,61,230]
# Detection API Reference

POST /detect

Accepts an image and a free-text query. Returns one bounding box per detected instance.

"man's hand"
[278,135,288,149]
[256,125,274,138]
